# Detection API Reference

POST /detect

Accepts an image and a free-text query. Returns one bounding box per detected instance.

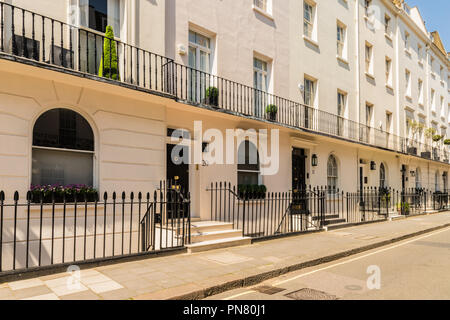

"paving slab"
[1,211,450,300]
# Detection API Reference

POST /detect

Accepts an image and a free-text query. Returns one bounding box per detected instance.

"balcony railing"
[0,3,449,164]
[0,2,173,94]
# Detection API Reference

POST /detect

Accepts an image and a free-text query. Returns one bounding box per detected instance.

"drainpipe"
[355,0,361,127]
[355,0,361,191]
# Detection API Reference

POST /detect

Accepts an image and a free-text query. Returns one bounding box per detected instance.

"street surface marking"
[222,227,450,300]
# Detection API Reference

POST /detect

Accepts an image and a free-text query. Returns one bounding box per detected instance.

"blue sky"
[407,0,450,51]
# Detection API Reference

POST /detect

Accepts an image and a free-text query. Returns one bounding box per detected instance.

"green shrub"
[444,139,450,145]
[98,26,120,80]
[432,135,443,142]
[205,87,219,106]
[258,185,267,194]
[265,104,278,114]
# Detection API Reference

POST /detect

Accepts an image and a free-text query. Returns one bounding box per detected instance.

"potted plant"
[98,26,120,81]
[265,104,278,121]
[30,184,98,204]
[406,120,423,155]
[421,128,436,159]
[379,187,391,206]
[396,202,410,215]
[432,135,443,160]
[238,184,248,199]
[258,185,267,199]
[205,86,219,107]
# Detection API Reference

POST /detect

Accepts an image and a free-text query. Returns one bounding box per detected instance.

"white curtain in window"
[108,0,121,36]
[32,148,93,186]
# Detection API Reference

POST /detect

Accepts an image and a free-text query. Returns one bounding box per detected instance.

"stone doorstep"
[187,237,252,254]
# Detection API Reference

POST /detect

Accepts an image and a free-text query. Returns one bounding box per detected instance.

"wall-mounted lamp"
[410,171,416,177]
[311,154,318,167]
[202,142,209,153]
[177,44,187,56]
[370,161,376,171]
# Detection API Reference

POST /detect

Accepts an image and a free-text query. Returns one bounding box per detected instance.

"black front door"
[292,148,308,215]
[292,148,306,192]
[166,144,190,193]
[166,144,190,220]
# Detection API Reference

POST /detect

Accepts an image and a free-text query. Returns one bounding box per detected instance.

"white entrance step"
[187,236,252,253]
[186,220,251,253]
[190,229,243,243]
[190,221,234,233]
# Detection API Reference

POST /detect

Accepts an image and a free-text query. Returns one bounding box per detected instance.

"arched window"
[379,163,386,188]
[32,109,94,186]
[435,171,440,192]
[415,168,422,189]
[327,155,338,192]
[237,140,260,185]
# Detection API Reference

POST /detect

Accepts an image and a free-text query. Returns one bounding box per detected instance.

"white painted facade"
[0,0,448,224]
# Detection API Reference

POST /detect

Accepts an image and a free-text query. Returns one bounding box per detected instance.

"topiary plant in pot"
[205,86,219,107]
[98,26,120,81]
[265,104,278,121]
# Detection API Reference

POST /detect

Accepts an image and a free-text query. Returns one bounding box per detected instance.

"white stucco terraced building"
[0,0,448,264]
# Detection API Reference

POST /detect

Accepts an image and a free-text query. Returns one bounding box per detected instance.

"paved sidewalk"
[1,212,450,300]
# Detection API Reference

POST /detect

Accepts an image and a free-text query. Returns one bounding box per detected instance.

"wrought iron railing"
[0,184,190,275]
[1,3,449,164]
[208,182,450,240]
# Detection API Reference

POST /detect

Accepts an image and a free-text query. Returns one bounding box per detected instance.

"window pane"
[81,0,120,37]
[33,109,94,151]
[32,148,93,186]
[238,172,259,186]
[200,50,210,73]
[238,141,260,171]
[88,0,108,33]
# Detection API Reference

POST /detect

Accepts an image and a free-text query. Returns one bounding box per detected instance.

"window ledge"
[405,95,412,101]
[303,35,319,48]
[365,72,375,80]
[336,55,349,65]
[385,84,394,91]
[418,61,424,67]
[419,103,424,109]
[441,80,445,86]
[384,33,392,41]
[404,49,411,57]
[252,5,274,21]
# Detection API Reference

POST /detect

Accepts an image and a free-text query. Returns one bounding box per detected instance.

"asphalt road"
[207,227,450,300]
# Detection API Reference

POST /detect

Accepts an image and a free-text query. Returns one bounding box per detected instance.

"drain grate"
[285,288,338,300]
[253,286,286,295]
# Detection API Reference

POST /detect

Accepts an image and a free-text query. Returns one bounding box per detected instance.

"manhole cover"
[285,288,338,300]
[253,286,286,295]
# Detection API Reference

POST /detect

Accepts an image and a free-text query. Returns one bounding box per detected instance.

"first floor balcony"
[0,3,449,165]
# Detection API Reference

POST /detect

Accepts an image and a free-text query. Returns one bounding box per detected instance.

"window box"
[30,185,98,204]
[238,184,267,200]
